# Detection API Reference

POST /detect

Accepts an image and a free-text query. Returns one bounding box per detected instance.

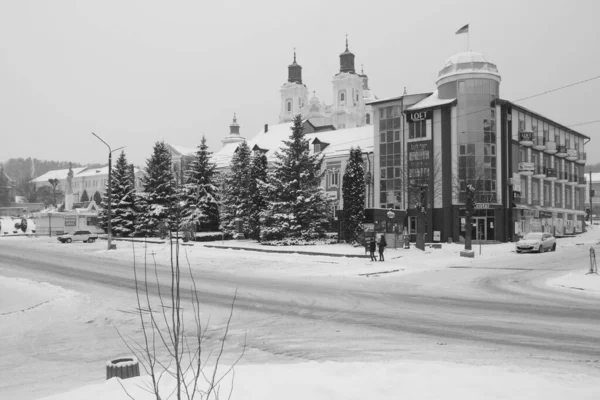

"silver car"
[516,232,556,253]
[57,230,99,244]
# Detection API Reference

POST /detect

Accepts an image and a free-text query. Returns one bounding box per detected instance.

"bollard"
[588,247,598,275]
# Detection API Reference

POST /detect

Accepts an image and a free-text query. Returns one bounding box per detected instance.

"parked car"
[516,232,556,253]
[57,230,99,244]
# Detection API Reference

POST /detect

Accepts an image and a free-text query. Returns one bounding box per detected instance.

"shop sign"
[475,203,491,209]
[325,191,338,200]
[406,110,432,122]
[65,217,76,227]
[519,131,533,141]
[518,162,534,172]
[512,191,522,203]
[558,145,567,153]
[567,149,578,158]
[545,168,557,178]
[523,209,535,217]
[539,211,553,219]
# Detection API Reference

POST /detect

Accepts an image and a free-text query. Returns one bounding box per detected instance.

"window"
[409,120,426,139]
[287,101,291,113]
[327,168,340,188]
[340,92,345,102]
[314,143,321,152]
[366,113,370,124]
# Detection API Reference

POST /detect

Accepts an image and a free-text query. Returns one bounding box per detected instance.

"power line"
[326,75,600,149]
[513,75,600,103]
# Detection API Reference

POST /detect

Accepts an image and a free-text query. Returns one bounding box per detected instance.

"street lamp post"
[92,132,125,250]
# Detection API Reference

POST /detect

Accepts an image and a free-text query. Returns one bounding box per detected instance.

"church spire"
[339,35,355,73]
[288,47,303,84]
[229,113,240,135]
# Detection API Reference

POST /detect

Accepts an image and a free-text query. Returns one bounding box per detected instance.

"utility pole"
[590,169,594,227]
[92,132,125,250]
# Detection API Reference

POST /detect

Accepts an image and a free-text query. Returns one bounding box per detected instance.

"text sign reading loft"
[407,110,432,122]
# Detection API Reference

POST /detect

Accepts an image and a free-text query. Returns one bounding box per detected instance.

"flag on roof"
[455,24,469,35]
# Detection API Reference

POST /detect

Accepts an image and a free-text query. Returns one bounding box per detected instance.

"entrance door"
[473,217,486,241]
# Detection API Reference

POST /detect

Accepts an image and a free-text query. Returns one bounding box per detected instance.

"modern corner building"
[368,51,589,243]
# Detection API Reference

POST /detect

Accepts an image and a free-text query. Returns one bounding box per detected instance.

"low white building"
[32,166,145,204]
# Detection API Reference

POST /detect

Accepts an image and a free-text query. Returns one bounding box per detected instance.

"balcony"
[556,145,567,157]
[566,173,578,186]
[578,177,588,187]
[543,199,551,207]
[556,171,568,183]
[517,162,534,175]
[555,201,562,208]
[577,152,587,164]
[544,141,557,154]
[533,136,546,150]
[566,149,578,161]
[533,165,546,178]
[545,167,557,180]
[531,198,541,206]
[519,131,534,146]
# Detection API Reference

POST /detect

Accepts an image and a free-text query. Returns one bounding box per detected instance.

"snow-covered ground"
[40,360,600,400]
[3,229,600,399]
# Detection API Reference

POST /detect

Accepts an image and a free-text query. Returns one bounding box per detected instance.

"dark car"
[57,230,99,243]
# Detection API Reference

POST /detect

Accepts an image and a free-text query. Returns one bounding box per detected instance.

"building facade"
[369,51,589,243]
[279,40,377,130]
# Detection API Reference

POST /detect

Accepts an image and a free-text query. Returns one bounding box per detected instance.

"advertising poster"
[576,219,583,233]
[554,217,564,236]
[565,219,573,235]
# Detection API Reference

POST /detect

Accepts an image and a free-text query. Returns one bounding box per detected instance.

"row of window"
[520,179,582,209]
[515,110,584,150]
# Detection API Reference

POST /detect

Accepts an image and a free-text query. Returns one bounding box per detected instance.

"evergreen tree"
[342,147,365,243]
[93,191,102,205]
[137,142,177,237]
[179,136,220,232]
[97,151,137,237]
[220,141,252,237]
[260,114,331,240]
[248,152,268,240]
[80,189,89,202]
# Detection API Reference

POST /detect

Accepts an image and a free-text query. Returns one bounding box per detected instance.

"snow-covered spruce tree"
[342,146,365,243]
[260,114,331,241]
[80,189,89,202]
[179,136,220,233]
[220,141,252,237]
[97,151,137,237]
[93,190,102,205]
[137,141,177,237]
[248,152,268,240]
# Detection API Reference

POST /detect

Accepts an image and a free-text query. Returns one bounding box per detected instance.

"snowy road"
[1,237,600,398]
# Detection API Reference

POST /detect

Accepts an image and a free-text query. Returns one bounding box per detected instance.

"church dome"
[436,51,500,85]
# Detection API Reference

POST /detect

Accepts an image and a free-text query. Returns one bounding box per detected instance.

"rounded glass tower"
[437,51,501,203]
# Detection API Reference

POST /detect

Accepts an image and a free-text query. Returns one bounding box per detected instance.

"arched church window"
[287,101,291,113]
[340,92,345,102]
[366,113,371,124]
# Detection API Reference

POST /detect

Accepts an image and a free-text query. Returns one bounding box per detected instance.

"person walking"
[378,234,387,261]
[369,237,377,261]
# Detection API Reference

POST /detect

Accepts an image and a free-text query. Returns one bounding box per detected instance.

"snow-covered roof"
[406,90,456,111]
[437,51,500,83]
[75,166,143,178]
[31,167,87,183]
[308,125,373,158]
[589,173,600,183]
[211,121,374,169]
[168,144,198,157]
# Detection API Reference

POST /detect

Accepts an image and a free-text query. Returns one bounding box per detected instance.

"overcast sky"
[1,0,599,169]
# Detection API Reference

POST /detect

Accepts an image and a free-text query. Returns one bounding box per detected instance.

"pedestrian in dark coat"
[378,234,387,261]
[369,238,377,261]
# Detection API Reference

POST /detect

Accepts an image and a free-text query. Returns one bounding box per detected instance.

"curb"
[202,244,370,258]
[99,237,166,244]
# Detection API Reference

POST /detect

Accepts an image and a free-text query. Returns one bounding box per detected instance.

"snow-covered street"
[2,230,600,399]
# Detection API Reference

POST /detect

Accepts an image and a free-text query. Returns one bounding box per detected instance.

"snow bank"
[40,360,600,400]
